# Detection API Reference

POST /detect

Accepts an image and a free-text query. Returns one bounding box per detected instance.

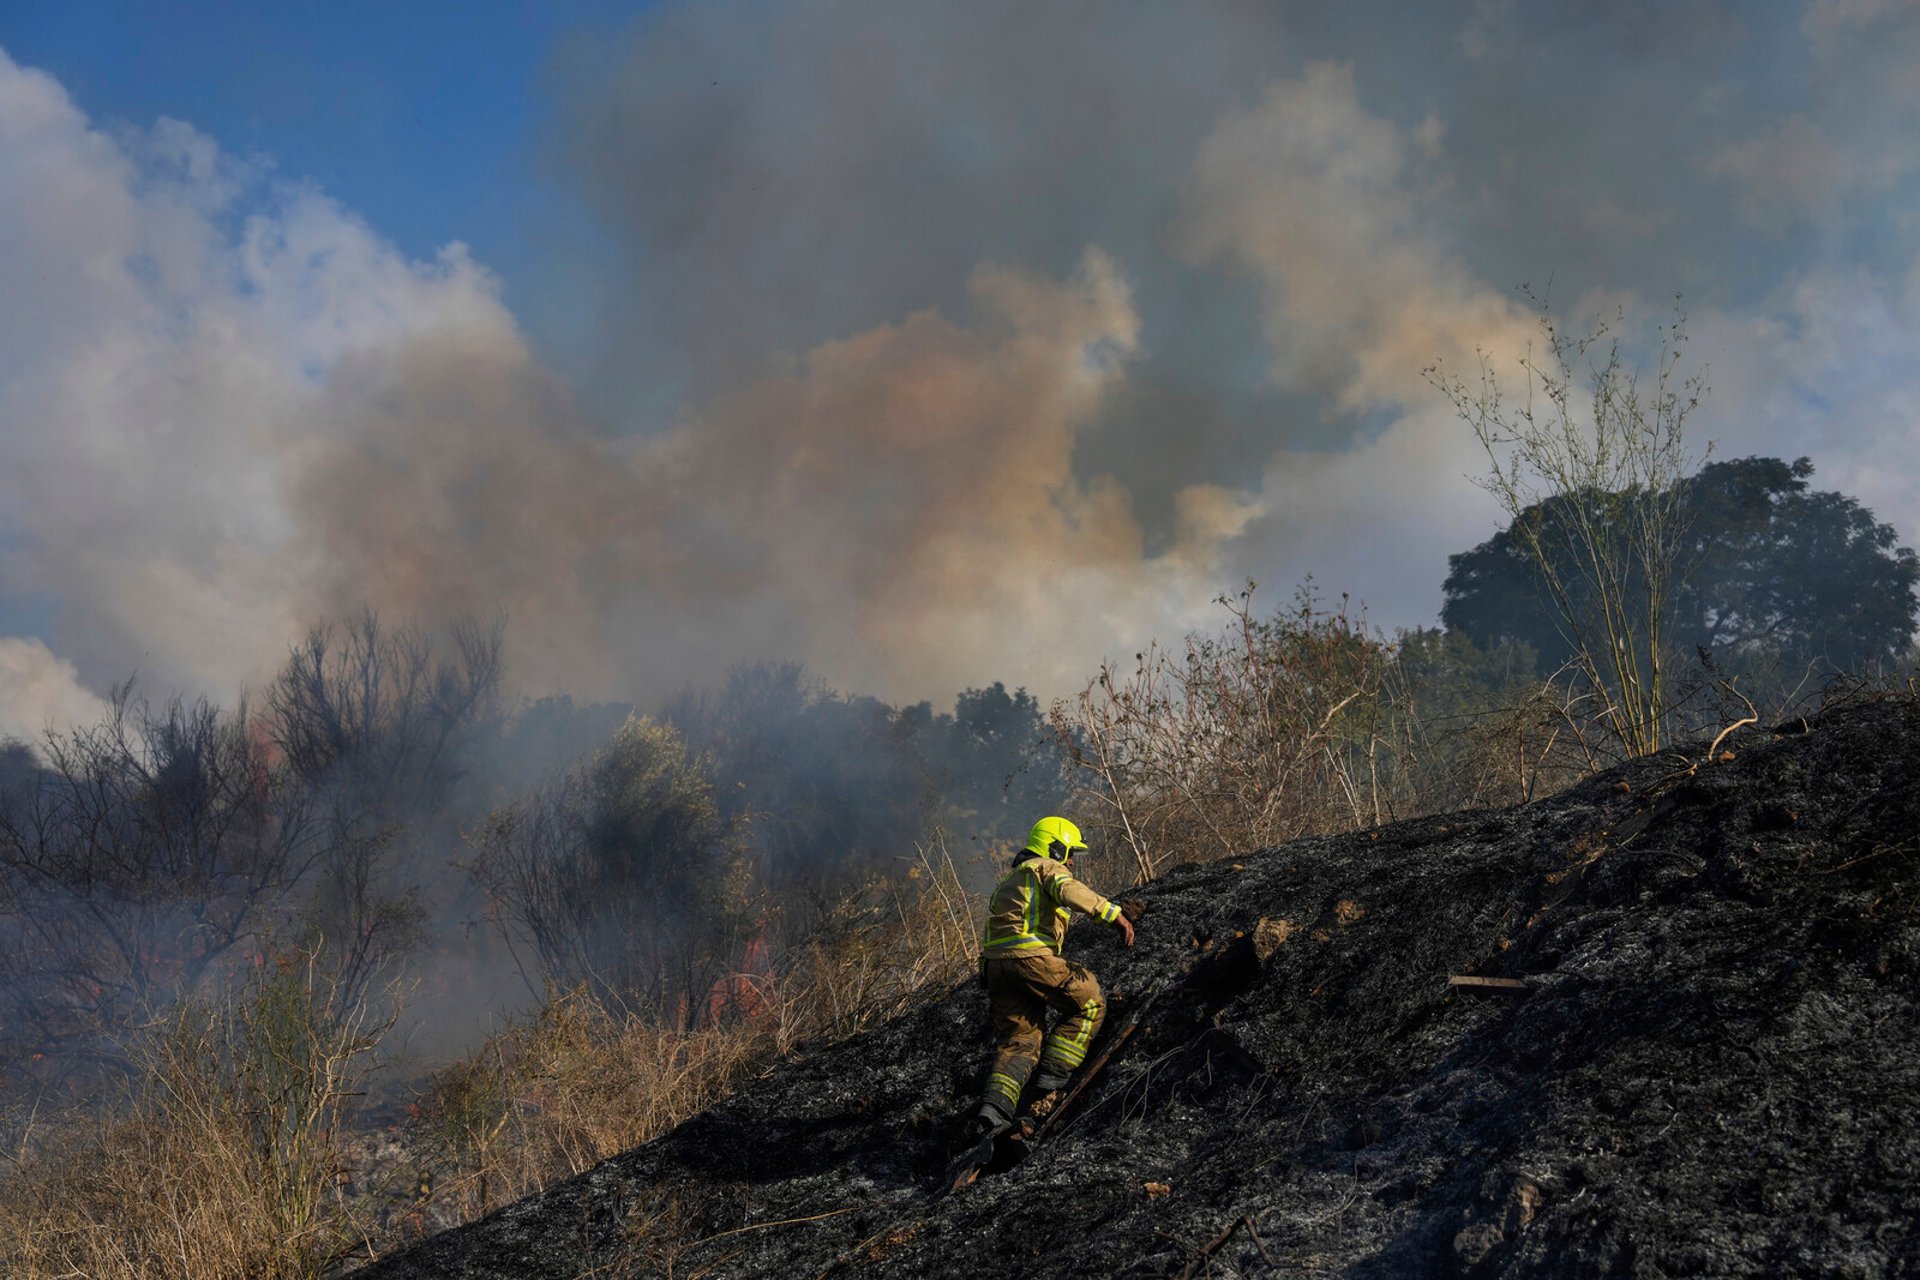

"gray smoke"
[3,1,1918,723]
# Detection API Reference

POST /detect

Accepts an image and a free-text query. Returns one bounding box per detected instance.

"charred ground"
[356,697,1920,1278]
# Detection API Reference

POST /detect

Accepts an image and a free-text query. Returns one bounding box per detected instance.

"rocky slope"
[355,697,1920,1278]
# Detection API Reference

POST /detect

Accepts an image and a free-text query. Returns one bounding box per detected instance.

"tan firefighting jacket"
[981,854,1121,958]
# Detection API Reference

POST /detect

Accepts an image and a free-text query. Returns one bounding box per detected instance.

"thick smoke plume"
[4,0,1920,724]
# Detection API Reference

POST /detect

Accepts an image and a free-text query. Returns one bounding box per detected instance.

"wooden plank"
[1448,975,1531,992]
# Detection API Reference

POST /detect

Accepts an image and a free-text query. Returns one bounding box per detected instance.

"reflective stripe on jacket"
[981,855,1120,957]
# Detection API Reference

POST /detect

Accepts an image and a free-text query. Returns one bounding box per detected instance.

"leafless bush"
[266,613,502,811]
[266,613,503,998]
[1430,296,1705,757]
[0,689,326,1080]
[0,946,395,1280]
[1052,586,1403,880]
[1384,626,1633,808]
[1051,586,1577,881]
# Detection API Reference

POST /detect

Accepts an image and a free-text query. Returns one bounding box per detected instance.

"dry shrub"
[760,835,980,1051]
[0,689,331,1083]
[1054,586,1403,881]
[415,840,979,1225]
[0,950,393,1280]
[1052,586,1572,881]
[1431,295,1702,759]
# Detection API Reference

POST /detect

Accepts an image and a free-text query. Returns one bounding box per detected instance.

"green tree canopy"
[469,714,748,1022]
[1443,456,1919,681]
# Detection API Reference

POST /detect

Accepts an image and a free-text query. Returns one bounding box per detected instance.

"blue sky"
[1,1,1917,733]
[0,1,639,301]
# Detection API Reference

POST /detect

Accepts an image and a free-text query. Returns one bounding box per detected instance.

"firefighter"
[971,816,1135,1136]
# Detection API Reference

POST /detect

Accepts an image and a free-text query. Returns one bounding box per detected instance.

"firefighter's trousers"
[978,952,1105,1121]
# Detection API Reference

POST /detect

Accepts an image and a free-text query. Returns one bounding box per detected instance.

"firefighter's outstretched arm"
[1046,866,1134,946]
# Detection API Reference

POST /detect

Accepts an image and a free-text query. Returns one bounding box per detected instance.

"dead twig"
[811,1217,901,1280]
[1706,715,1757,761]
[1241,1214,1275,1265]
[1179,1215,1247,1279]
[1705,680,1759,761]
[691,1204,860,1247]
[1813,838,1919,877]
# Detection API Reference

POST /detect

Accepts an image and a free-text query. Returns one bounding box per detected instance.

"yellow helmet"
[1025,816,1088,862]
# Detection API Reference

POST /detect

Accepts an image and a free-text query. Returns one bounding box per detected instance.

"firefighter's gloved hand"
[1120,898,1148,924]
[1116,915,1136,948]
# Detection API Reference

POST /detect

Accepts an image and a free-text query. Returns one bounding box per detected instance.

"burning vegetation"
[0,432,1915,1279]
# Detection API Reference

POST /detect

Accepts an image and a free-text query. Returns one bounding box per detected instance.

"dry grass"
[0,950,393,1280]
[411,840,980,1225]
[760,836,980,1051]
[0,843,980,1273]
[411,988,771,1221]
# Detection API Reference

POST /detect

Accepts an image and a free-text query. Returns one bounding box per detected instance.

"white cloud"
[1711,7,1920,232]
[1460,0,1517,63]
[0,47,523,702]
[0,46,1242,709]
[1803,0,1916,42]
[5,25,1916,715]
[1168,58,1920,630]
[288,248,1236,703]
[614,248,1231,699]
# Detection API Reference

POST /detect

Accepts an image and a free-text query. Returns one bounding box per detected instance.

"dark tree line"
[663,663,1062,896]
[1443,456,1919,693]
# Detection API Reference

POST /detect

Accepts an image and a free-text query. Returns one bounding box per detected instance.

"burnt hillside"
[357,697,1920,1278]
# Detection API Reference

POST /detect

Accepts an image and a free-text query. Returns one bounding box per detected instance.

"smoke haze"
[3,0,1918,722]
